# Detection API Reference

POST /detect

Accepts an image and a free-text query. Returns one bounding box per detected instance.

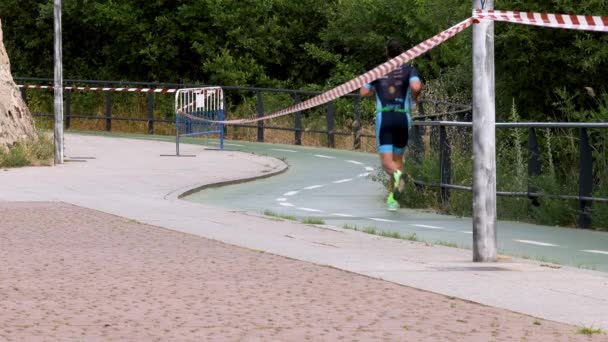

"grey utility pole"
[472,0,497,261]
[54,0,64,164]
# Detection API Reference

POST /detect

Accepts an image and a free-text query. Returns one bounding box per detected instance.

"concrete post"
[472,0,497,262]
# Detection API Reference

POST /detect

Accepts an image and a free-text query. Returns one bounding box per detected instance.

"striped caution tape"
[18,84,177,93]
[20,9,608,125]
[474,9,608,32]
[181,17,474,125]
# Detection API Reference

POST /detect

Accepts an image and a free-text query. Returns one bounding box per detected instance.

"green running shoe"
[386,192,399,211]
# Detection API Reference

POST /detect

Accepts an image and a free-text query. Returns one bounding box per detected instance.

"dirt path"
[0,202,604,341]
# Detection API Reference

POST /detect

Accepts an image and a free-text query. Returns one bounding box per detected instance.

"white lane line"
[514,240,559,247]
[314,154,336,159]
[582,250,608,255]
[279,203,294,207]
[304,185,325,190]
[369,218,397,223]
[271,148,298,153]
[460,231,473,234]
[345,160,363,165]
[411,224,445,230]
[276,198,287,202]
[358,173,370,177]
[332,213,354,217]
[365,166,375,171]
[298,207,324,213]
[283,191,299,197]
[333,179,353,184]
[210,142,244,147]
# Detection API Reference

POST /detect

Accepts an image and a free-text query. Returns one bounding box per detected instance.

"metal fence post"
[256,91,264,142]
[327,101,335,148]
[105,91,112,132]
[353,96,361,150]
[579,128,593,229]
[293,93,302,145]
[527,128,541,206]
[147,92,154,135]
[65,90,71,130]
[439,124,451,207]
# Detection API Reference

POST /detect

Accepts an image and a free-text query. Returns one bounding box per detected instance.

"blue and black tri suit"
[364,64,420,155]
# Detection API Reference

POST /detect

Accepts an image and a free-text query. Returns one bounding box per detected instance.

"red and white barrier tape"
[19,9,608,125]
[18,84,177,93]
[474,9,608,32]
[190,18,474,125]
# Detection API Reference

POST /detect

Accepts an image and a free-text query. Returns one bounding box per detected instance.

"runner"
[360,38,423,210]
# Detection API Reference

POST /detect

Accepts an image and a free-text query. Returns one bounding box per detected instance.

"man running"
[360,38,422,211]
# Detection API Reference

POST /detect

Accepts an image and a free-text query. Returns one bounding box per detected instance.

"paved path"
[1,134,607,339]
[184,138,608,271]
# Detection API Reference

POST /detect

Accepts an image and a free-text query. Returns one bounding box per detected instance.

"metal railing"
[410,120,608,229]
[16,77,468,150]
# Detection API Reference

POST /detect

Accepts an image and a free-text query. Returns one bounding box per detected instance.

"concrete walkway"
[1,134,607,332]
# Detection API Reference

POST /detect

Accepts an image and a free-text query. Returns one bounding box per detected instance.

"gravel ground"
[1,202,605,341]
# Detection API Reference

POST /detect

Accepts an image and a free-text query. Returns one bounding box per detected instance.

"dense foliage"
[1,0,607,118]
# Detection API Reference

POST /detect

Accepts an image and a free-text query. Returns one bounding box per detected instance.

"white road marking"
[332,213,354,217]
[365,166,375,171]
[279,203,294,207]
[283,191,299,197]
[276,198,287,202]
[304,185,325,190]
[369,218,397,223]
[412,224,445,230]
[514,240,559,247]
[271,148,298,153]
[298,207,324,213]
[358,173,370,177]
[460,231,473,234]
[345,160,363,165]
[333,179,353,184]
[314,154,336,159]
[210,142,243,147]
[582,250,608,255]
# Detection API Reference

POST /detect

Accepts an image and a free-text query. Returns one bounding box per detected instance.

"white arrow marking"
[304,185,325,190]
[332,213,354,217]
[582,250,608,255]
[298,207,324,213]
[412,224,445,230]
[369,218,397,223]
[514,240,559,247]
[271,148,298,153]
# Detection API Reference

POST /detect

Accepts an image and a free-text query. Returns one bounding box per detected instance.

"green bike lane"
[180,138,608,272]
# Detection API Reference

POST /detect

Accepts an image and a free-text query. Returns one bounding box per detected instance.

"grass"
[262,210,297,221]
[0,130,54,167]
[342,224,422,243]
[576,326,604,336]
[301,217,325,225]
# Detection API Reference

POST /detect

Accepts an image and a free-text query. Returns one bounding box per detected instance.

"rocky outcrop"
[0,19,36,150]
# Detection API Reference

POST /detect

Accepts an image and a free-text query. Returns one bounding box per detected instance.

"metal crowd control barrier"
[174,87,224,156]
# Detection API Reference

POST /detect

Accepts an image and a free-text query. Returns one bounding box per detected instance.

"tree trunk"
[0,19,36,151]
